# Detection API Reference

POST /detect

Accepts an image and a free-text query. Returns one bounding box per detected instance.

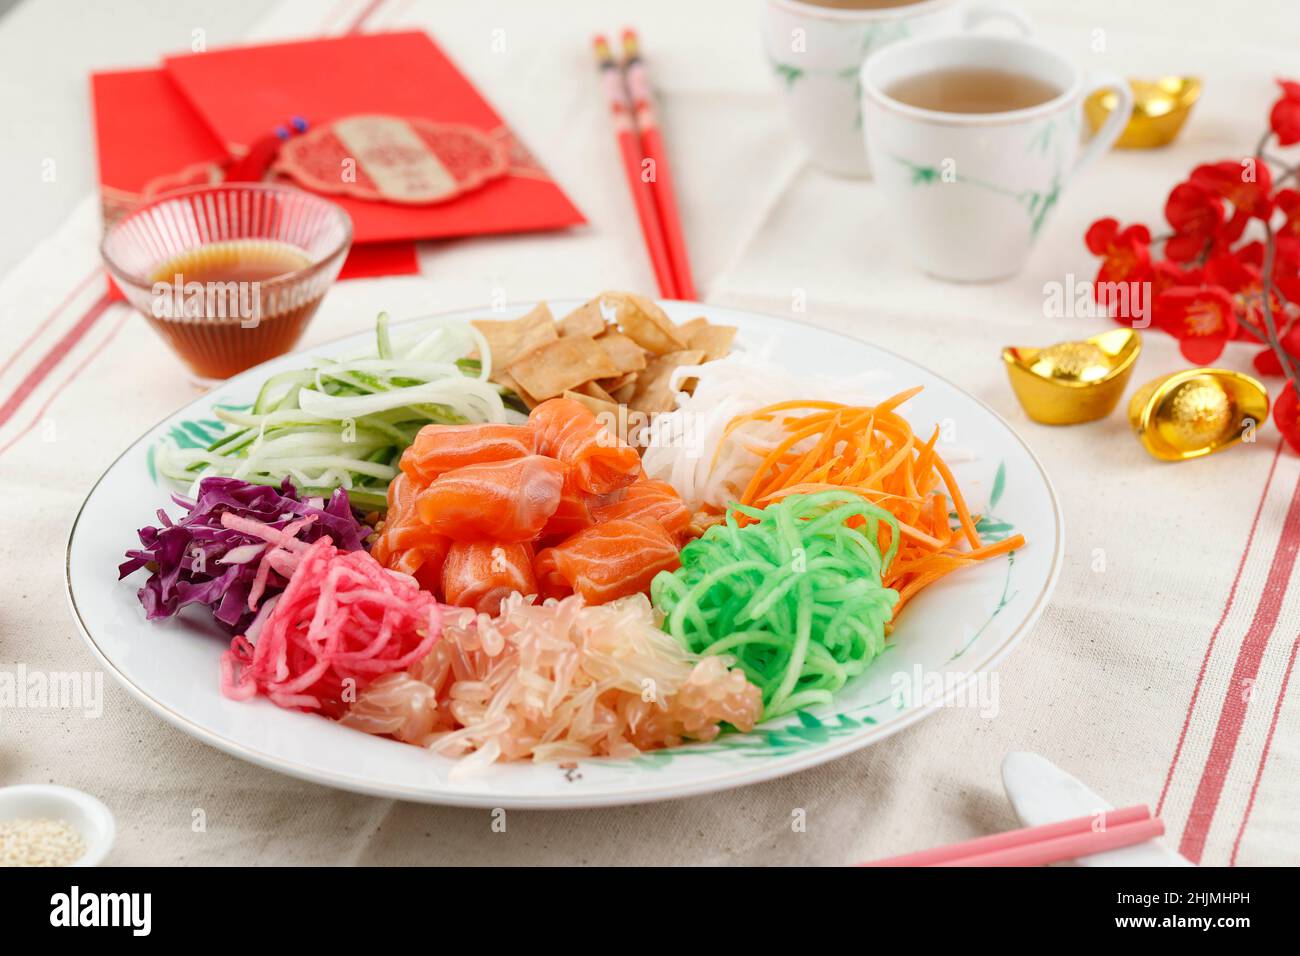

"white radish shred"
[641,346,889,513]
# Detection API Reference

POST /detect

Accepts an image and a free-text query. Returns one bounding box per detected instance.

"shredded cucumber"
[155,314,518,508]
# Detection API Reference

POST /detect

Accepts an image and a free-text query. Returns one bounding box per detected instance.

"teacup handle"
[962,2,1033,35]
[1074,74,1134,175]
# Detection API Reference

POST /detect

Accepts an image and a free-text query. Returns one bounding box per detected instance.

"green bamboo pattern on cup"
[889,118,1066,236]
[768,21,911,127]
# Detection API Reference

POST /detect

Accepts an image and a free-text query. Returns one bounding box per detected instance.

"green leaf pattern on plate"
[146,405,246,484]
[624,708,880,769]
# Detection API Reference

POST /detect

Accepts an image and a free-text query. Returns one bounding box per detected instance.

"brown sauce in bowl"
[143,239,324,382]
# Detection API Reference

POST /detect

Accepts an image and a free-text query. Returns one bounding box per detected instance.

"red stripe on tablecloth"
[318,0,354,33]
[1156,439,1284,816]
[0,267,101,379]
[0,308,129,457]
[345,0,386,33]
[1228,634,1299,866]
[1178,471,1300,863]
[0,289,114,430]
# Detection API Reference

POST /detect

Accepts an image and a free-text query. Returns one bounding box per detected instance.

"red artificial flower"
[1253,324,1300,376]
[1152,259,1202,296]
[1235,233,1300,317]
[1164,181,1225,262]
[1274,235,1300,304]
[1204,250,1275,335]
[1269,79,1300,147]
[1154,285,1238,363]
[1277,189,1300,240]
[1086,218,1152,324]
[1190,159,1274,221]
[1234,240,1266,267]
[1275,380,1300,453]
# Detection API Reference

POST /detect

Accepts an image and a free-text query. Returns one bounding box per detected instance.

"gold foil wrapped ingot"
[1085,77,1201,149]
[1002,329,1141,425]
[1127,369,1270,461]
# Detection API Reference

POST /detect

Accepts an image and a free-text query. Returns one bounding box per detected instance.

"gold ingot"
[1127,369,1270,461]
[1002,328,1141,425]
[1085,77,1202,149]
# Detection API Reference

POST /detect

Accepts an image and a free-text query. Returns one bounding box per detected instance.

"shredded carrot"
[724,389,1026,619]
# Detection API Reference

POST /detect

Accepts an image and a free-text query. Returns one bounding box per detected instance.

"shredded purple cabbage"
[119,477,370,633]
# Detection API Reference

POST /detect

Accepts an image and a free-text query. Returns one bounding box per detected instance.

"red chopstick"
[621,29,696,301]
[593,34,678,299]
[859,805,1159,867]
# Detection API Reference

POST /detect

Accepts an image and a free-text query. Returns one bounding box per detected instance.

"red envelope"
[163,31,585,245]
[91,68,227,225]
[90,67,420,280]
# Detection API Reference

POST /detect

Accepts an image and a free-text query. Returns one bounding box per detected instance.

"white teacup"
[761,0,1030,177]
[860,33,1132,281]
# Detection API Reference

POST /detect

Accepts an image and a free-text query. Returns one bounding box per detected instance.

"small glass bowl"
[102,183,352,385]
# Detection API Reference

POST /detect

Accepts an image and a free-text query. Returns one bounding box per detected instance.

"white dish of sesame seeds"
[0,785,115,867]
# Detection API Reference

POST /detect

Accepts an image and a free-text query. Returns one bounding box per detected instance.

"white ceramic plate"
[66,301,1062,808]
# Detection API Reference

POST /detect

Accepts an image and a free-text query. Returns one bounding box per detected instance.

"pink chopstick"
[621,29,696,301]
[860,805,1155,867]
[944,817,1166,867]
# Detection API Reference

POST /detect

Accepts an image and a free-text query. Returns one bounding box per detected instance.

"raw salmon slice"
[540,518,680,604]
[400,423,536,484]
[416,455,564,542]
[539,467,595,543]
[533,547,572,602]
[590,479,690,538]
[442,540,537,614]
[529,397,641,495]
[371,473,450,592]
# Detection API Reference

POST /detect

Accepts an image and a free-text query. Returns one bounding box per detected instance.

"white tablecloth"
[2,0,1298,866]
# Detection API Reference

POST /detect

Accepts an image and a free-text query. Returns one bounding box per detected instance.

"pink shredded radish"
[219,511,317,611]
[341,593,763,772]
[221,537,444,717]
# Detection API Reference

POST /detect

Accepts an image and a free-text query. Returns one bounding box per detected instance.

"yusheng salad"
[120,293,1025,773]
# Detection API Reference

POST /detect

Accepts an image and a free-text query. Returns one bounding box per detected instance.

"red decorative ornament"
[1084,77,1300,453]
[274,115,508,205]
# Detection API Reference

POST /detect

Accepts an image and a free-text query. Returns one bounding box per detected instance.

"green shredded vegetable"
[154,313,521,509]
[651,491,900,719]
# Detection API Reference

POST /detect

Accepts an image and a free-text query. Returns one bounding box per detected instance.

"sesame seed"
[0,818,87,867]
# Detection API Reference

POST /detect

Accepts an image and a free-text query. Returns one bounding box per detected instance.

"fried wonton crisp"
[508,334,620,400]
[594,331,648,374]
[679,318,736,362]
[558,299,608,338]
[472,303,558,382]
[600,292,687,355]
[629,349,706,413]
